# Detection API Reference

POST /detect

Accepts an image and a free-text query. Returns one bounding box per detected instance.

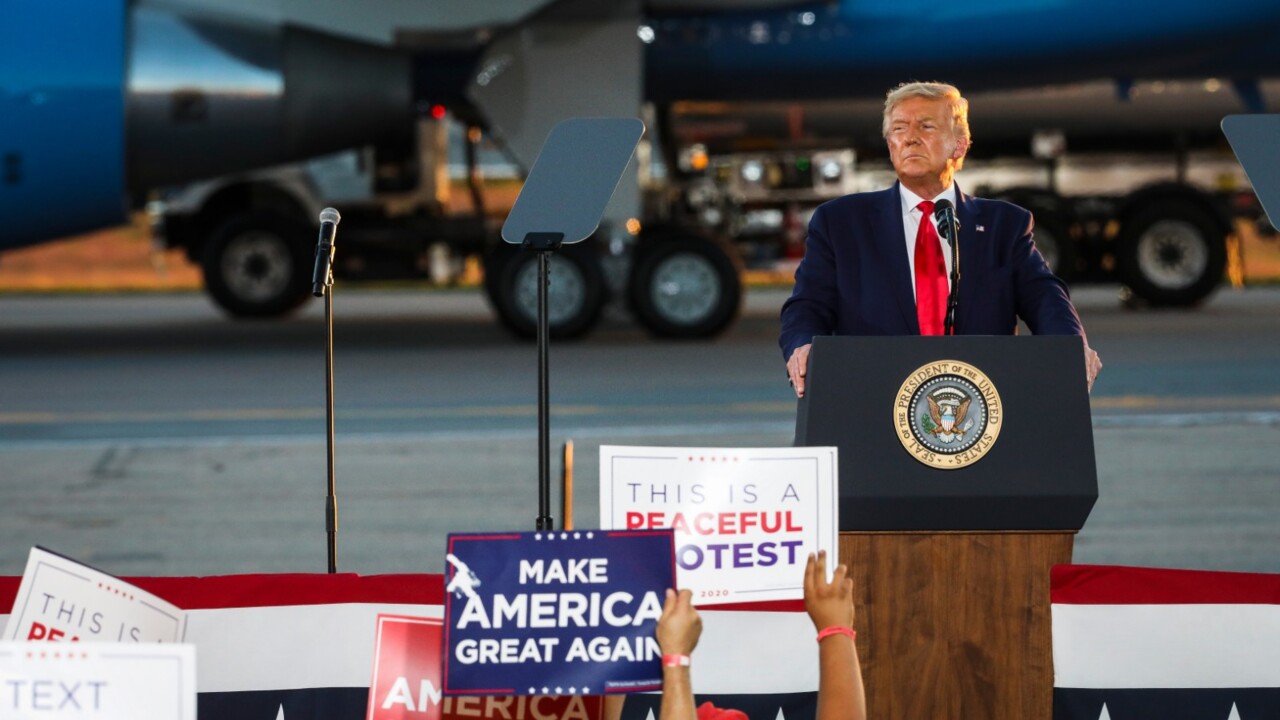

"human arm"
[657,589,702,720]
[780,204,841,387]
[1010,209,1102,391]
[804,551,867,720]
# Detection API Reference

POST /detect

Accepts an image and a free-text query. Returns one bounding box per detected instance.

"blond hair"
[882,82,971,165]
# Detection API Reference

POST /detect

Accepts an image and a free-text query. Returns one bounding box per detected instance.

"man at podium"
[779,81,1101,397]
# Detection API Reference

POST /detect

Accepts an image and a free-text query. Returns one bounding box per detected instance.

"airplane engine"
[1,1,411,251]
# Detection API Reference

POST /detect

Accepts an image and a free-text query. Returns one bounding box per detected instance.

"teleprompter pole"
[523,232,565,532]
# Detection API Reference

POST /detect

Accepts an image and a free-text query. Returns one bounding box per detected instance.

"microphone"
[932,199,961,335]
[311,207,341,297]
[933,199,959,247]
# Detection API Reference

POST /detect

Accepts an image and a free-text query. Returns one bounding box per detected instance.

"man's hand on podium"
[787,343,812,398]
[1084,340,1102,393]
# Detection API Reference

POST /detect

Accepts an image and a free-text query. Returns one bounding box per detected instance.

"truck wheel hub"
[1136,220,1207,290]
[651,252,720,323]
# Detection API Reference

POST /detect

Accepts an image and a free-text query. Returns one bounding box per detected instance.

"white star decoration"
[276,704,285,720]
[644,709,657,720]
[774,707,787,720]
[1098,701,1244,720]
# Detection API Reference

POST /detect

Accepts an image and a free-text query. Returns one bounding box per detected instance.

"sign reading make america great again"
[442,530,675,697]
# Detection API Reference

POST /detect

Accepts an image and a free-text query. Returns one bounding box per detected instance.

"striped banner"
[1,575,819,720]
[1053,564,1280,720]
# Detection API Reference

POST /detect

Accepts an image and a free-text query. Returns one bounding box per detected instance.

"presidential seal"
[894,360,1002,470]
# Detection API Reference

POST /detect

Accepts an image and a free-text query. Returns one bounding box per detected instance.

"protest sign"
[600,446,838,605]
[2,547,186,643]
[442,530,675,696]
[0,641,196,719]
[368,614,604,720]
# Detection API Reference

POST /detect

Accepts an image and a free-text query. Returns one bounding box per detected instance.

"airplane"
[4,0,1279,331]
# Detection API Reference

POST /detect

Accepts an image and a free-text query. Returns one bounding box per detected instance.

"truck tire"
[628,234,743,339]
[484,243,607,340]
[1116,201,1226,306]
[1030,213,1076,281]
[201,211,313,318]
[992,189,1076,279]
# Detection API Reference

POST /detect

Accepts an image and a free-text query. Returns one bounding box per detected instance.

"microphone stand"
[941,213,961,336]
[322,279,337,573]
[312,209,340,573]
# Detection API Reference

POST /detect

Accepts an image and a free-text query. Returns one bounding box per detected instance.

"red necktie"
[914,200,947,336]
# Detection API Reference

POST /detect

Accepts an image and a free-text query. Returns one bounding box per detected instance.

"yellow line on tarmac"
[1090,395,1280,410]
[1,395,1277,426]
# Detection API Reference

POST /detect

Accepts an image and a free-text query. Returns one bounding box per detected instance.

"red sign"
[368,615,604,720]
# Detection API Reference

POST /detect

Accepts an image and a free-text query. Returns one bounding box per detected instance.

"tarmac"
[1,286,1277,579]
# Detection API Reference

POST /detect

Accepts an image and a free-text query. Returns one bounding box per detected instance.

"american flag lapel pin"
[976,224,985,232]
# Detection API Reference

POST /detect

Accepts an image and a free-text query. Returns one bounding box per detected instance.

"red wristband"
[816,626,856,643]
[662,653,691,668]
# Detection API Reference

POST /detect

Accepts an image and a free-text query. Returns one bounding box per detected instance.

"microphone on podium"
[933,200,960,335]
[933,199,959,247]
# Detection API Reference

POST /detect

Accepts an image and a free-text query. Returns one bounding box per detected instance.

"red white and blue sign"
[1053,564,1280,720]
[442,530,676,697]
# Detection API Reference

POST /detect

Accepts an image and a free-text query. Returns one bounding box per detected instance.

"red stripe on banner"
[1,574,443,612]
[1051,564,1280,605]
[0,577,16,612]
[703,600,806,613]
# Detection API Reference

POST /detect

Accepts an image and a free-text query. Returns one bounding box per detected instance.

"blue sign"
[442,530,676,696]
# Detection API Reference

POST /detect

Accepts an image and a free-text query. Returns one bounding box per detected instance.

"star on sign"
[1092,703,1246,720]
[555,687,563,694]
[542,687,549,694]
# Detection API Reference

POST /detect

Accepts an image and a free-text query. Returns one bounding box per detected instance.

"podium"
[795,335,1097,719]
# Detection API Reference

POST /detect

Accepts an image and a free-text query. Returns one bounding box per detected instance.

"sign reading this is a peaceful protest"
[2,547,186,644]
[600,446,838,605]
[442,530,675,697]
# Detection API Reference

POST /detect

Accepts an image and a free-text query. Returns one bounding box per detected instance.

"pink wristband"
[662,653,691,668]
[816,626,856,643]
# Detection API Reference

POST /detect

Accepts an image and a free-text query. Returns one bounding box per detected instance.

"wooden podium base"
[839,531,1074,720]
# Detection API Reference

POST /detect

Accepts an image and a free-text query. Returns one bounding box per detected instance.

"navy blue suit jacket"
[779,183,1084,360]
